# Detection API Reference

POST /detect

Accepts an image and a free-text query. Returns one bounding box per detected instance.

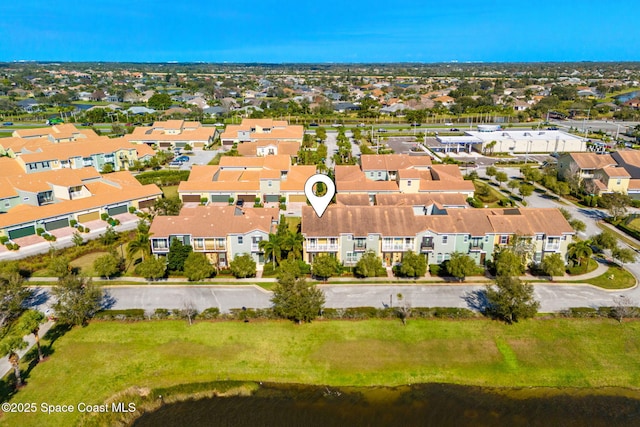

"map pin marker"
[304,173,336,218]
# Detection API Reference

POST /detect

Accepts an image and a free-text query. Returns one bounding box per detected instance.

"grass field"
[161,185,179,199]
[584,265,636,289]
[3,318,640,426]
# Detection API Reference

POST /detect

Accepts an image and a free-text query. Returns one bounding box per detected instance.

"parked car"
[236,199,244,207]
[332,123,343,128]
[81,122,93,126]
[2,122,13,126]
[175,155,189,163]
[377,128,387,133]
[444,122,453,126]
[547,126,559,130]
[450,128,460,132]
[410,123,421,127]
[169,161,182,167]
[213,122,225,127]
[357,123,366,127]
[309,122,319,127]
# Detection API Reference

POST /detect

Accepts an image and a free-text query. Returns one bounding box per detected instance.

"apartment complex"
[558,151,640,197]
[0,160,161,239]
[301,205,574,267]
[149,206,279,267]
[0,124,155,173]
[125,120,217,149]
[335,154,475,200]
[220,119,304,149]
[177,154,316,205]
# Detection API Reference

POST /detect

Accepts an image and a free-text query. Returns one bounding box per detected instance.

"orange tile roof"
[360,154,432,171]
[0,173,161,228]
[149,206,279,237]
[568,153,616,170]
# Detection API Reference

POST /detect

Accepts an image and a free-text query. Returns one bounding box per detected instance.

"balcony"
[353,241,367,251]
[420,241,434,251]
[307,244,339,252]
[544,243,561,252]
[382,244,414,252]
[469,242,484,251]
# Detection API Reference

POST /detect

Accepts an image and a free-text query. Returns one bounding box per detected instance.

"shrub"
[135,170,190,186]
[128,206,136,214]
[254,197,261,204]
[197,307,220,320]
[101,213,109,221]
[563,307,599,318]
[279,203,287,210]
[228,197,234,205]
[153,308,171,319]
[429,264,442,276]
[84,227,90,233]
[0,236,8,244]
[36,227,45,236]
[279,196,286,203]
[77,225,85,232]
[432,307,476,319]
[466,197,483,208]
[70,219,78,227]
[94,309,145,321]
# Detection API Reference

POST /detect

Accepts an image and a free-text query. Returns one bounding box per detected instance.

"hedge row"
[559,306,640,319]
[135,170,190,186]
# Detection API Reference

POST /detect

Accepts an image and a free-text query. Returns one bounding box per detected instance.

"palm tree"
[567,240,593,267]
[19,310,45,362]
[259,233,283,268]
[282,232,304,260]
[127,231,151,262]
[0,335,28,387]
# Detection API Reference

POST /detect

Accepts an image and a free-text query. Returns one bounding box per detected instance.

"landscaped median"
[3,318,640,426]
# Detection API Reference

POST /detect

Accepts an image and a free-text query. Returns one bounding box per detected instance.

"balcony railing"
[307,244,339,251]
[420,242,434,251]
[353,242,367,251]
[382,244,414,252]
[194,241,226,251]
[469,242,484,251]
[544,243,561,252]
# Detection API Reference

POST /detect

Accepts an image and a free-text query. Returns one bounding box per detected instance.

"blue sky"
[2,0,638,63]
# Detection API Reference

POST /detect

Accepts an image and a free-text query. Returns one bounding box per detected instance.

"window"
[268,180,272,187]
[377,172,382,177]
[436,253,443,263]
[442,236,448,244]
[238,236,243,244]
[42,161,50,168]
[444,253,451,261]
[28,163,37,170]
[617,179,621,185]
[500,235,509,244]
[464,235,468,243]
[485,236,489,242]
[536,234,543,241]
[407,180,412,186]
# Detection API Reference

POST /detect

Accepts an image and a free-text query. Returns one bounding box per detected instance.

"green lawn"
[69,252,109,277]
[3,318,640,426]
[161,185,179,199]
[584,265,636,289]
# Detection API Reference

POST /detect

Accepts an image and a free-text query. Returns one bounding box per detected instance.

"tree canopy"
[183,252,215,281]
[271,275,325,324]
[229,254,256,278]
[445,252,477,282]
[484,275,539,324]
[354,251,386,278]
[52,275,104,326]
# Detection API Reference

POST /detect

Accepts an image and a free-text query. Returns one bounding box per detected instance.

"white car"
[444,122,453,126]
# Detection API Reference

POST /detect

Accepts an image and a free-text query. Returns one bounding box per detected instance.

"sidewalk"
[0,320,55,379]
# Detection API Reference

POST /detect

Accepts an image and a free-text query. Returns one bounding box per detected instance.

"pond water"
[132,383,640,427]
[616,91,640,102]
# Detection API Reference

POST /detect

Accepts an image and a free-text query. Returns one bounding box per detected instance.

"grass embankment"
[583,266,636,289]
[3,318,640,426]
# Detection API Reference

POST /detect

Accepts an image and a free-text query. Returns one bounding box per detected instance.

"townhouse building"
[301,205,574,268]
[177,155,315,205]
[219,119,304,149]
[125,120,217,150]
[149,206,279,268]
[335,154,475,202]
[558,152,640,197]
[1,124,155,173]
[0,158,161,239]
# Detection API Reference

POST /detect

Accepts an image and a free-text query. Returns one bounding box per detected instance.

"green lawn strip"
[3,318,640,426]
[581,266,636,290]
[566,258,599,276]
[596,223,640,251]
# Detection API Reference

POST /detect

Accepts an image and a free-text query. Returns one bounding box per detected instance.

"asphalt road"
[30,281,638,315]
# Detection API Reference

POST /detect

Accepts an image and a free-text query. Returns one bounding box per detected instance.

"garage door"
[107,205,128,216]
[9,225,36,239]
[264,194,279,203]
[182,194,201,203]
[44,218,69,231]
[78,211,100,223]
[289,194,307,202]
[238,194,255,203]
[138,199,155,209]
[159,142,172,148]
[211,194,230,203]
